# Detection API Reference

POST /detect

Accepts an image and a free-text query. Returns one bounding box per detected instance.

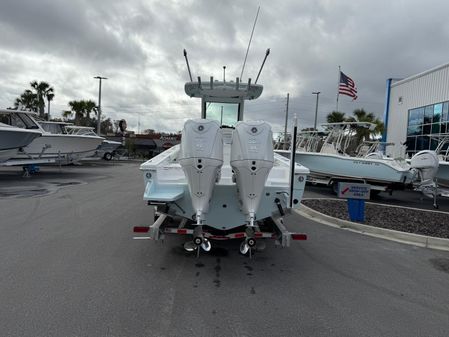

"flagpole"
[336,65,341,112]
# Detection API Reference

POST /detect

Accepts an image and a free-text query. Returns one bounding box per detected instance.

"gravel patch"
[302,199,449,239]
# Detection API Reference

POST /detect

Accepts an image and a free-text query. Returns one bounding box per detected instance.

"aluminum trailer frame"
[133,211,307,249]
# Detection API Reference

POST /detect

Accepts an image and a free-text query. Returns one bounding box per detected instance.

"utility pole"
[94,76,107,135]
[283,93,290,150]
[312,91,321,130]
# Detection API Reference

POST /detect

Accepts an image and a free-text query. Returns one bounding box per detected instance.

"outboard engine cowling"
[410,150,439,185]
[179,119,223,225]
[231,121,274,226]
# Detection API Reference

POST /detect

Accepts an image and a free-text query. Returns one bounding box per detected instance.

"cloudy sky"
[1,0,448,134]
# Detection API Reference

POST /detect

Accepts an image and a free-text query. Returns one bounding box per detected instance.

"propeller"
[183,241,196,252]
[201,238,211,252]
[240,237,257,256]
[239,240,250,255]
[183,237,212,254]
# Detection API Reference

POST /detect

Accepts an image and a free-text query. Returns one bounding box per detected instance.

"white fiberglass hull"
[279,150,412,185]
[0,126,41,162]
[141,144,309,231]
[13,134,104,162]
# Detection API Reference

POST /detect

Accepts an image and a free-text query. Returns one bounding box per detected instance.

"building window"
[406,102,448,155]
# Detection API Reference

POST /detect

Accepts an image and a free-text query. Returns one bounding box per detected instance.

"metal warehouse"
[384,62,449,157]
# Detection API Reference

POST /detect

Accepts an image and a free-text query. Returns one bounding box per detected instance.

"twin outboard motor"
[231,121,274,226]
[179,119,223,225]
[410,150,439,185]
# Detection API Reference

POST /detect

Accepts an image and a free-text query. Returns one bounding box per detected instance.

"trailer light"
[133,226,150,233]
[291,234,307,240]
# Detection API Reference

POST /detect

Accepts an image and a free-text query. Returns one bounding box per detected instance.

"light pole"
[94,76,107,135]
[312,91,321,130]
[283,93,290,150]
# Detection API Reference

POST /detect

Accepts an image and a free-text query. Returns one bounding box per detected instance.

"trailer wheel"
[370,190,381,198]
[331,181,339,195]
[103,152,113,161]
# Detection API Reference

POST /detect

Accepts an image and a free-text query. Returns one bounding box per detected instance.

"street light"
[312,91,321,130]
[94,76,107,135]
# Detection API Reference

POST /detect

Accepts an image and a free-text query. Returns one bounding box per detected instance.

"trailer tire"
[103,152,113,161]
[370,190,381,198]
[331,181,339,195]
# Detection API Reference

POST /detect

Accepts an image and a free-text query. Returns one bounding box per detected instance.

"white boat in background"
[0,122,42,162]
[136,50,309,255]
[276,122,414,192]
[0,109,104,164]
[95,140,122,160]
[64,125,122,160]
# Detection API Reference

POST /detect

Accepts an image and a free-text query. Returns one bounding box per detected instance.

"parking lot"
[1,162,449,337]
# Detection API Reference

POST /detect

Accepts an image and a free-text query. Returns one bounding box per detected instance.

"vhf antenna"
[255,48,270,84]
[240,6,260,80]
[183,49,193,82]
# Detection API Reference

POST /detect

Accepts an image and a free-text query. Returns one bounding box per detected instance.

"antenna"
[255,48,270,84]
[183,49,193,82]
[240,6,260,80]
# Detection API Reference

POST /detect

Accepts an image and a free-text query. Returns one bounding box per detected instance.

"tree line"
[11,81,113,134]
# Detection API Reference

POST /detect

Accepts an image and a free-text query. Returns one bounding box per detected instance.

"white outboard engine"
[231,121,274,226]
[179,119,223,225]
[410,150,439,186]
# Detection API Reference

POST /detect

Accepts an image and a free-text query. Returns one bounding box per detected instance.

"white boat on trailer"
[135,50,309,256]
[0,109,104,164]
[276,122,415,194]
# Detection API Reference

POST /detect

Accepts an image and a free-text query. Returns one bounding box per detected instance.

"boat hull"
[0,127,41,162]
[13,134,104,162]
[141,145,309,230]
[287,151,412,185]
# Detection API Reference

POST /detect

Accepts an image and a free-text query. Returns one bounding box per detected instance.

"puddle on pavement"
[429,258,449,274]
[0,181,84,199]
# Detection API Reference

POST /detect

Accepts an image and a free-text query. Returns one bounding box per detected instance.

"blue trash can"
[347,198,365,222]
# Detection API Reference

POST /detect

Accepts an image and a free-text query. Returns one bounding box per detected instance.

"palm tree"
[348,108,384,142]
[83,100,97,121]
[14,90,38,111]
[326,111,346,123]
[30,81,54,118]
[46,92,55,120]
[66,100,98,125]
[62,110,73,120]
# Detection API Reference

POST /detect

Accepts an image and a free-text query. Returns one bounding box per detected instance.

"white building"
[384,62,449,157]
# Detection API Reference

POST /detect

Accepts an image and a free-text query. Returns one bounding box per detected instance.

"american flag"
[339,71,358,100]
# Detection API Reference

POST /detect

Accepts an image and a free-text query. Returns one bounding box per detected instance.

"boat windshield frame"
[0,112,40,130]
[203,101,240,127]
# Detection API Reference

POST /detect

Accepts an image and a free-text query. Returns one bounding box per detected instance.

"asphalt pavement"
[1,162,449,337]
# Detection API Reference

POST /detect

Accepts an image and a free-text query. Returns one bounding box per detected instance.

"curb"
[295,203,449,252]
[303,197,449,215]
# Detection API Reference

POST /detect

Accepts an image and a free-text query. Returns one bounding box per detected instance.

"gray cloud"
[1,0,448,133]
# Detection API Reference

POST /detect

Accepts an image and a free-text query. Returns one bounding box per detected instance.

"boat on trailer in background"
[0,110,104,165]
[276,122,417,195]
[135,50,309,256]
